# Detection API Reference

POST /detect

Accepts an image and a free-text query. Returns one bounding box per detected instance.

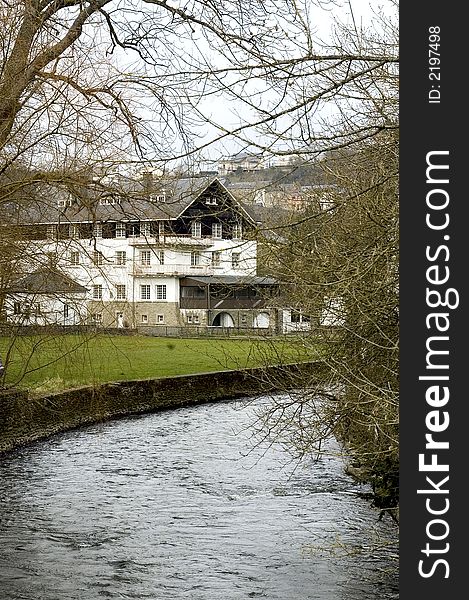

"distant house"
[218,153,266,175]
[5,176,287,331]
[224,180,339,212]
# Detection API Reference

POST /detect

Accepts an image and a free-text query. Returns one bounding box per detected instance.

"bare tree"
[254,132,399,518]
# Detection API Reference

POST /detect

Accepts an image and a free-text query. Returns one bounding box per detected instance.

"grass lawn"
[0,333,315,393]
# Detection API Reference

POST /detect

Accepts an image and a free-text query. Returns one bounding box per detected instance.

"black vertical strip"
[400,3,466,597]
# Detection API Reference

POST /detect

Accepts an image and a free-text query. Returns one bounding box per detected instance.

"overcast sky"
[176,0,384,166]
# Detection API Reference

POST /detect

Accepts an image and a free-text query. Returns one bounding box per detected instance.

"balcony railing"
[133,264,228,276]
[127,234,214,247]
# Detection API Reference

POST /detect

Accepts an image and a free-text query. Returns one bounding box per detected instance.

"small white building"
[6,269,88,326]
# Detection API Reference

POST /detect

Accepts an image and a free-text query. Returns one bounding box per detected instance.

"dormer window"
[99,196,117,205]
[205,196,218,206]
[57,197,72,208]
[150,193,166,203]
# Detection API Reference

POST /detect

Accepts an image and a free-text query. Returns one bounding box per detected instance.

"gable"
[176,179,257,225]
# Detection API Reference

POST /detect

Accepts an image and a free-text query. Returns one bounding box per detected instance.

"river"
[0,395,399,599]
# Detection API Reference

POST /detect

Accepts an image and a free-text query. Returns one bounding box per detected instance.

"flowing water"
[0,395,399,599]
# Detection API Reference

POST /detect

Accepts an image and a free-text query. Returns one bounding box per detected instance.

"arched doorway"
[253,312,270,328]
[212,312,235,327]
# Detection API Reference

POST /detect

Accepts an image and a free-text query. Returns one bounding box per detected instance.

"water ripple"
[0,396,398,600]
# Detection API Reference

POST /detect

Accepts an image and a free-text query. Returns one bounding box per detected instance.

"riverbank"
[0,362,324,455]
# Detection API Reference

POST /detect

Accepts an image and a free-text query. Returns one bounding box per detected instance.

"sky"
[168,0,387,166]
[73,0,392,172]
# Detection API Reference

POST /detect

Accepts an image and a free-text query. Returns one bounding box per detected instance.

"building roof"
[9,177,260,226]
[10,269,88,294]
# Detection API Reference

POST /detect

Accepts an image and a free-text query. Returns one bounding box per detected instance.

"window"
[191,251,200,266]
[232,222,242,240]
[291,311,311,323]
[93,284,103,300]
[205,196,218,205]
[93,223,103,238]
[156,284,167,300]
[116,284,126,300]
[13,302,21,315]
[70,251,80,265]
[211,251,221,267]
[182,287,205,298]
[156,314,165,324]
[69,224,80,239]
[115,223,126,238]
[232,252,240,269]
[115,251,126,265]
[141,314,148,324]
[140,250,151,266]
[63,304,69,318]
[187,315,193,324]
[157,250,164,264]
[140,284,151,300]
[212,222,222,239]
[58,197,72,208]
[191,221,201,238]
[93,251,104,266]
[193,314,200,324]
[91,313,102,324]
[47,225,56,239]
[158,221,166,237]
[128,223,139,237]
[140,222,151,237]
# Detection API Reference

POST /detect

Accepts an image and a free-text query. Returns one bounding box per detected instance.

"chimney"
[141,170,154,194]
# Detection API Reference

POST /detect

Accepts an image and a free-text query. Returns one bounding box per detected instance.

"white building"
[5,177,282,331]
[217,153,266,176]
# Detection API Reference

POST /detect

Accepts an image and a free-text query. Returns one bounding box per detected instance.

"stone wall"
[0,362,324,455]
